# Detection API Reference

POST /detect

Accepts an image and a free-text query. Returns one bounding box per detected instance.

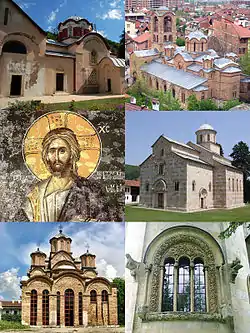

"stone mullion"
[190,262,195,312]
[173,262,178,311]
[218,265,225,304]
[61,294,65,327]
[204,266,209,312]
[83,293,89,327]
[74,292,79,326]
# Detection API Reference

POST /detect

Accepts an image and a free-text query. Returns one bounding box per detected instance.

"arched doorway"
[65,289,74,326]
[199,188,208,209]
[153,179,167,209]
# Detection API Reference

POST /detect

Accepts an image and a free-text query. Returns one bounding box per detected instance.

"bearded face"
[46,138,72,176]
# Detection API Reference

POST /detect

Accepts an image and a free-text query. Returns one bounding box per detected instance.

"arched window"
[91,50,97,64]
[201,42,204,52]
[161,148,164,157]
[194,42,196,52]
[156,80,159,90]
[194,258,206,312]
[236,179,239,192]
[57,292,60,326]
[159,163,164,175]
[164,84,167,93]
[192,181,196,191]
[178,257,190,312]
[232,178,235,192]
[30,290,37,326]
[154,16,158,32]
[175,181,179,191]
[164,16,172,32]
[102,290,108,302]
[208,134,210,141]
[42,290,49,325]
[2,40,27,54]
[209,182,212,192]
[228,178,231,191]
[162,258,174,311]
[79,292,83,325]
[90,290,97,303]
[65,289,74,327]
[200,135,203,143]
[145,183,149,192]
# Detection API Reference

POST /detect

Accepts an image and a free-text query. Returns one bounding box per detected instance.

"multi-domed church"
[21,229,118,327]
[0,0,124,98]
[126,221,250,333]
[140,124,244,211]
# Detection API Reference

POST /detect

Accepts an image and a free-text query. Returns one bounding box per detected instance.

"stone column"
[49,294,57,326]
[218,265,225,303]
[173,262,178,311]
[190,261,195,312]
[204,266,209,312]
[61,293,65,327]
[82,293,89,327]
[143,263,152,306]
[158,265,165,311]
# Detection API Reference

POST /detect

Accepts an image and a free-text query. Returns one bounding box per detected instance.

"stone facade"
[0,0,125,98]
[126,222,250,333]
[21,230,118,328]
[140,124,244,212]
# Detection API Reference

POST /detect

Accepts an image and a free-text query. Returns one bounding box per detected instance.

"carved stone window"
[147,229,221,314]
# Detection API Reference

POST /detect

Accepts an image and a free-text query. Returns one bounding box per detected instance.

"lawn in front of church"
[125,204,250,222]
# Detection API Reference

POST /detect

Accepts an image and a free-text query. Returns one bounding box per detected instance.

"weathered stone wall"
[225,169,244,208]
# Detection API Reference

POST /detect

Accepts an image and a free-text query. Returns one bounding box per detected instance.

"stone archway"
[152,179,167,209]
[199,188,208,209]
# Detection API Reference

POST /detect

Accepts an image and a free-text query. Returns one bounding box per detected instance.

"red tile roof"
[133,32,150,44]
[233,24,250,38]
[125,103,152,111]
[125,180,140,187]
[1,301,22,308]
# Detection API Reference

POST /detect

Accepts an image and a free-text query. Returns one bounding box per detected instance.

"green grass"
[125,204,250,222]
[47,97,125,111]
[0,321,30,331]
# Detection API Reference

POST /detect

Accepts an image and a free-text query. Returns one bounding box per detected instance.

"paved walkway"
[1,327,124,333]
[0,94,124,109]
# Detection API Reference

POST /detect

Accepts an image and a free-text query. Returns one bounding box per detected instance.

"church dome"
[197,123,214,131]
[186,31,208,41]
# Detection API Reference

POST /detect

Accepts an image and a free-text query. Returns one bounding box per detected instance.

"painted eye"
[60,148,66,154]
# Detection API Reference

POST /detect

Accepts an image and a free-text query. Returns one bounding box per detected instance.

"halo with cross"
[22,111,102,180]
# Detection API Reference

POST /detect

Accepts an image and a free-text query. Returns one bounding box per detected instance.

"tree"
[239,52,250,75]
[125,164,140,180]
[113,277,125,325]
[176,37,185,47]
[118,30,125,59]
[219,222,249,239]
[46,28,58,41]
[230,141,250,202]
[187,94,199,110]
[222,99,241,111]
[198,98,217,110]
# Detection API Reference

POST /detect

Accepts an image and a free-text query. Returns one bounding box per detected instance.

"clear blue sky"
[126,111,250,165]
[0,222,124,300]
[15,0,124,41]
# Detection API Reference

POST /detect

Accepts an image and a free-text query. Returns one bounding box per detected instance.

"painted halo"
[23,111,102,180]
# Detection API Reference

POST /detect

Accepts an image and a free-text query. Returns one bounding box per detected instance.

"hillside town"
[125,0,250,110]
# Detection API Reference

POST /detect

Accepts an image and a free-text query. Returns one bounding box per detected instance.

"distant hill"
[125,164,140,180]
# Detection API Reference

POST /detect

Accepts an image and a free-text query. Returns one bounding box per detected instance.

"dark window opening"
[2,40,27,54]
[65,289,74,326]
[4,8,9,25]
[30,290,37,326]
[10,75,22,96]
[79,292,83,326]
[42,290,49,325]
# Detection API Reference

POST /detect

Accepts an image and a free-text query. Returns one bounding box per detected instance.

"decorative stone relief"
[228,257,243,284]
[149,233,218,313]
[126,254,141,280]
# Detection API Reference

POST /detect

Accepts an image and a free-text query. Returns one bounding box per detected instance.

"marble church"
[126,222,250,333]
[0,0,125,98]
[21,229,118,327]
[140,124,244,211]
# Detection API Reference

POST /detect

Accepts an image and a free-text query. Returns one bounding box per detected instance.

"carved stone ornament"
[228,257,243,284]
[149,233,218,313]
[140,312,225,323]
[126,253,140,280]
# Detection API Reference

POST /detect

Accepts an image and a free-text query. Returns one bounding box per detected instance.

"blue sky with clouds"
[126,111,250,165]
[0,222,124,300]
[14,0,124,41]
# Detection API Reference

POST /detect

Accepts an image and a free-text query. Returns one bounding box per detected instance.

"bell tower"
[196,124,221,155]
[151,8,176,52]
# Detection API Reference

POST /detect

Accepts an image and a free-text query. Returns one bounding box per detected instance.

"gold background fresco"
[23,111,102,180]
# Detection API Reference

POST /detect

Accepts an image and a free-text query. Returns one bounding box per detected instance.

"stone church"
[0,0,125,98]
[126,222,250,333]
[140,124,244,212]
[21,229,118,327]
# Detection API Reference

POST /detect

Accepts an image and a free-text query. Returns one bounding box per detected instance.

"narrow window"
[228,178,231,191]
[159,164,164,175]
[79,292,83,325]
[57,292,60,326]
[162,258,175,311]
[30,290,37,326]
[42,290,49,325]
[175,181,179,191]
[209,182,212,192]
[194,258,206,312]
[177,257,190,312]
[102,290,108,302]
[4,8,9,25]
[192,181,196,191]
[90,290,97,303]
